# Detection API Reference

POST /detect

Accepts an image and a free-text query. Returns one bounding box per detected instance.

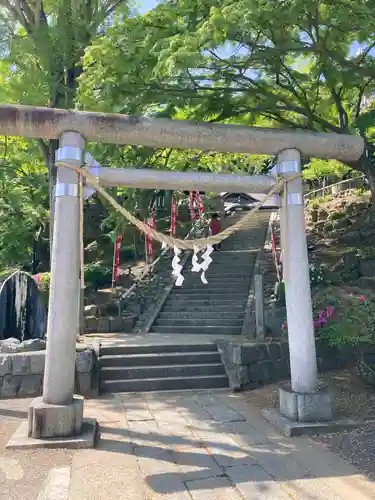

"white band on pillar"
[56,146,84,164]
[287,192,304,205]
[276,160,299,175]
[55,183,79,197]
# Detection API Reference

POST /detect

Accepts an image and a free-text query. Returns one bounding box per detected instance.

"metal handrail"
[304,175,365,201]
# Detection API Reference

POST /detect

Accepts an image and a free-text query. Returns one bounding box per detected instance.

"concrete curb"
[142,251,192,333]
[262,408,375,438]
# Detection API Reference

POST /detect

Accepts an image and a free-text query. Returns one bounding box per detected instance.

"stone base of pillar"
[279,384,333,422]
[6,395,97,450]
[28,395,84,438]
[261,384,371,437]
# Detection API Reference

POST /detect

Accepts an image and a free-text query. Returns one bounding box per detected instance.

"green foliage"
[119,246,137,262]
[84,262,112,288]
[317,294,375,347]
[309,263,325,286]
[357,247,375,261]
[303,160,352,182]
[329,211,346,221]
[0,137,49,267]
[38,272,51,293]
[78,0,375,184]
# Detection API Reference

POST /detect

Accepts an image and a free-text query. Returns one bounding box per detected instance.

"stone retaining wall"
[218,338,360,391]
[0,347,98,399]
[84,315,135,334]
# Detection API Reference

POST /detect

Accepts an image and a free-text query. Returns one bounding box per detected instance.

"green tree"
[0,0,130,241]
[79,0,375,207]
[0,136,49,267]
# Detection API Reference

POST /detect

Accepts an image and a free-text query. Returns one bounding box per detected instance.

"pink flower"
[281,323,287,330]
[360,295,366,303]
[326,306,334,318]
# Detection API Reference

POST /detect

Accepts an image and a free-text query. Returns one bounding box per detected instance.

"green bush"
[84,262,112,288]
[357,247,375,261]
[329,211,346,221]
[119,246,136,262]
[314,289,375,347]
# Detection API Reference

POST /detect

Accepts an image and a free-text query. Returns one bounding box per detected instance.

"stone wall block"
[29,352,46,375]
[0,355,12,376]
[12,354,30,375]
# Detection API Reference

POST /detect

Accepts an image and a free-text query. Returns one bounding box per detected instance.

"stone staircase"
[98,211,270,393]
[99,343,229,393]
[150,211,270,335]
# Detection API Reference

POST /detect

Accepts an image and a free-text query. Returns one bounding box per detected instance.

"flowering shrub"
[309,263,325,286]
[280,290,375,347]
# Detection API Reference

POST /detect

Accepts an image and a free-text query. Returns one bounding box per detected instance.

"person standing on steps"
[209,213,222,251]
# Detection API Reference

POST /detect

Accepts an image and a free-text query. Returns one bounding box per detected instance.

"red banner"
[196,191,204,215]
[189,191,198,220]
[112,234,122,284]
[171,196,177,236]
[146,210,156,260]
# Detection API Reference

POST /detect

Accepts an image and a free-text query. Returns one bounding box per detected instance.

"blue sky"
[137,0,159,13]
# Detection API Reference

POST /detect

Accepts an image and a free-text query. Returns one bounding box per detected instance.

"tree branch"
[37,138,48,165]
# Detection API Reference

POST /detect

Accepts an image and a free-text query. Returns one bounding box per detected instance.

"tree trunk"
[47,139,58,253]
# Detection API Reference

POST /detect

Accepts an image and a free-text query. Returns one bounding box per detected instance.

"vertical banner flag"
[196,191,204,215]
[171,196,177,236]
[146,210,156,260]
[112,234,122,286]
[189,191,198,220]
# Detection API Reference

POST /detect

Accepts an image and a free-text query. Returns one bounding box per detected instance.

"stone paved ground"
[1,391,375,499]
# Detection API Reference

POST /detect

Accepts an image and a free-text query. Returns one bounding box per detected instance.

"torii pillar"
[263,149,333,428]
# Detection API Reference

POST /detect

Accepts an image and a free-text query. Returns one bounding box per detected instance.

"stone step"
[101,363,226,381]
[183,270,254,277]
[168,293,248,300]
[158,311,244,320]
[100,374,229,393]
[169,286,249,294]
[165,299,248,307]
[99,350,221,367]
[149,326,242,334]
[182,274,252,281]
[182,276,251,283]
[162,305,245,313]
[100,343,217,356]
[153,318,243,327]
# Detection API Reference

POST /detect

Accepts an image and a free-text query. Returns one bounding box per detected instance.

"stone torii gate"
[0,104,364,447]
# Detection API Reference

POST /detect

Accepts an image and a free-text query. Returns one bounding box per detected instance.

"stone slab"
[186,476,243,499]
[262,408,375,437]
[5,418,97,449]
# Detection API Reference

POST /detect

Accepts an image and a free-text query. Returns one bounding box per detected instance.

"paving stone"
[128,420,160,446]
[204,404,245,423]
[186,476,243,499]
[225,464,292,499]
[126,409,154,422]
[171,446,224,481]
[248,443,312,481]
[193,394,221,407]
